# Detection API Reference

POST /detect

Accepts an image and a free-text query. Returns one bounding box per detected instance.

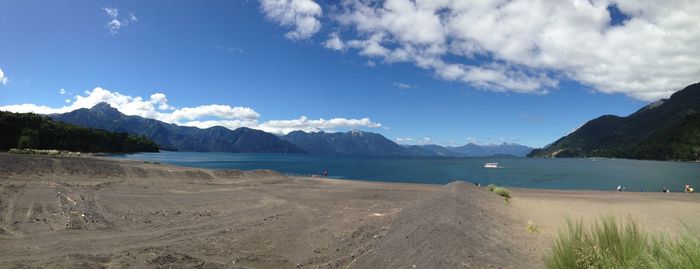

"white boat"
[484,162,499,168]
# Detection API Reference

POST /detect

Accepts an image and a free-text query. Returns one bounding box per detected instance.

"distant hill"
[51,103,305,154]
[414,143,533,157]
[448,143,532,157]
[282,130,412,156]
[283,130,532,157]
[0,111,158,153]
[528,82,700,161]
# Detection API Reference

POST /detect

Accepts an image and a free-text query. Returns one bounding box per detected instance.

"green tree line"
[0,111,159,153]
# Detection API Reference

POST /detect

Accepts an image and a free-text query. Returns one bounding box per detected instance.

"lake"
[109,151,700,191]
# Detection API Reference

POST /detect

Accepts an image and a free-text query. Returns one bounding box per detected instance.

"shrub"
[544,217,700,269]
[493,187,511,199]
[526,220,539,233]
[486,184,497,192]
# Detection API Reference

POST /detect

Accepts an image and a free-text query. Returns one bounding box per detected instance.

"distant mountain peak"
[91,102,116,110]
[51,105,306,154]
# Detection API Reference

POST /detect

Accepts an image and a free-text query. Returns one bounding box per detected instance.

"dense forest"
[0,111,159,153]
[528,82,700,161]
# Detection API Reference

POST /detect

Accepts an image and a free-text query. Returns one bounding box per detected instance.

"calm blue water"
[108,151,700,191]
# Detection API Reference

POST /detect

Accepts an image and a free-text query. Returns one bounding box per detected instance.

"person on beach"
[323,170,328,178]
[617,185,622,192]
[685,184,690,193]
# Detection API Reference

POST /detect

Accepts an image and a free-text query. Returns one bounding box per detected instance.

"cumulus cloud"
[323,32,345,50]
[263,0,700,101]
[103,7,138,34]
[0,87,381,134]
[258,116,381,134]
[0,67,8,85]
[261,0,322,40]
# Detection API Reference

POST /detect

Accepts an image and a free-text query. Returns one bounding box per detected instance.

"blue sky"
[1,0,697,148]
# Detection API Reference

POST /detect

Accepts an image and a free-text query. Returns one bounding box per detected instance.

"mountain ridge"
[528,82,700,161]
[49,102,534,157]
[51,103,306,154]
[283,130,533,157]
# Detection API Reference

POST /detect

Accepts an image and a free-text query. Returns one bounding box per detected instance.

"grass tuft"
[544,217,700,269]
[492,187,511,199]
[526,220,539,233]
[486,184,497,192]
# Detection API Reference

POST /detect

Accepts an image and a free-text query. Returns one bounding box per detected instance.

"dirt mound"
[0,153,282,182]
[349,181,539,269]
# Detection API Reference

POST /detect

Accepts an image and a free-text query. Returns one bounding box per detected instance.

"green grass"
[485,184,511,202]
[544,217,700,269]
[486,184,497,192]
[526,220,539,233]
[492,187,511,199]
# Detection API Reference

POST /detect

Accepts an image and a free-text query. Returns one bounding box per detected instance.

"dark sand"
[1,154,698,268]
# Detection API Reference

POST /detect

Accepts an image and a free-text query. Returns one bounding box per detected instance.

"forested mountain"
[48,103,536,157]
[444,143,533,157]
[283,130,533,157]
[0,111,158,153]
[51,103,305,154]
[282,130,411,156]
[529,82,700,161]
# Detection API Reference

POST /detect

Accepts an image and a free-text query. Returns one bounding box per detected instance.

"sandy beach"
[1,153,699,268]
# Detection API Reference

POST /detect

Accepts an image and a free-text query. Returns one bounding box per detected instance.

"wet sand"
[1,153,698,268]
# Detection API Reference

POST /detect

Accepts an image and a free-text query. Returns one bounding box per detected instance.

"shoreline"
[1,153,699,268]
[104,152,700,193]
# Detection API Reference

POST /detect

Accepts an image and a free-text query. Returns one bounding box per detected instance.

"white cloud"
[323,32,345,50]
[0,87,381,134]
[258,116,381,135]
[59,88,67,95]
[103,7,138,35]
[261,0,322,40]
[395,136,434,145]
[0,67,8,85]
[416,137,433,145]
[265,0,700,101]
[392,81,416,89]
[65,99,71,103]
[395,137,413,144]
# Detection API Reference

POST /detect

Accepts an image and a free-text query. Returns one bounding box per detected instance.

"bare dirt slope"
[348,182,540,269]
[1,154,442,269]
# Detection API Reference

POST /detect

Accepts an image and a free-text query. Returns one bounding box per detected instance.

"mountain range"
[49,103,533,157]
[529,82,700,161]
[418,143,534,157]
[281,130,532,157]
[52,103,305,154]
[281,130,410,156]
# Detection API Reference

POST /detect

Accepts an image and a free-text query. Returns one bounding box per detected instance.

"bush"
[544,217,700,269]
[526,220,539,233]
[493,187,511,200]
[486,184,497,192]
